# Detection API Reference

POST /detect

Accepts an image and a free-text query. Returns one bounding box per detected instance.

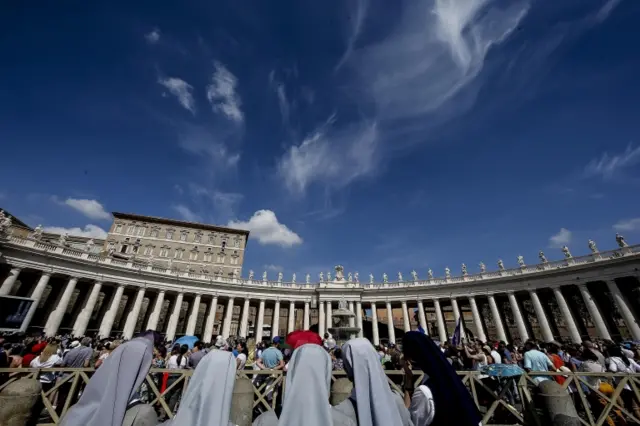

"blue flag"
[417,324,426,335]
[451,318,462,346]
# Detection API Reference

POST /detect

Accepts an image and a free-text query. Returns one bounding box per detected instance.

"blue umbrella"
[480,364,524,378]
[174,335,199,349]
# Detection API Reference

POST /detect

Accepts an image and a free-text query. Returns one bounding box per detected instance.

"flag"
[417,324,426,335]
[451,318,462,346]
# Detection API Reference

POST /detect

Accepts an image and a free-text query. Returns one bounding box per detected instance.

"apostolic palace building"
[1,208,640,346]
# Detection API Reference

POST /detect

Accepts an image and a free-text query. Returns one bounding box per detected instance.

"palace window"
[208,233,216,244]
[234,239,240,248]
[166,230,174,240]
[230,256,238,265]
[194,233,202,243]
[114,224,122,233]
[144,246,153,256]
[204,253,212,262]
[160,247,169,257]
[180,232,188,242]
[216,255,225,264]
[127,225,135,235]
[189,250,198,261]
[150,228,159,238]
[136,226,145,237]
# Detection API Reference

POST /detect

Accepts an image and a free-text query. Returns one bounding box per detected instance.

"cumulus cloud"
[145,28,161,44]
[228,210,302,247]
[584,144,640,180]
[62,198,111,220]
[44,224,108,239]
[549,228,572,248]
[206,62,243,123]
[614,218,640,232]
[172,204,202,222]
[158,77,196,114]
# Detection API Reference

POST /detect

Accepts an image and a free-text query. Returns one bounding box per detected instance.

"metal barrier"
[2,368,640,425]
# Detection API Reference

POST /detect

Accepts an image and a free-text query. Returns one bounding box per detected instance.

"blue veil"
[402,331,481,426]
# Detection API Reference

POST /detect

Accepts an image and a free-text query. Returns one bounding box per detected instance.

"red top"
[549,353,566,385]
[286,330,323,349]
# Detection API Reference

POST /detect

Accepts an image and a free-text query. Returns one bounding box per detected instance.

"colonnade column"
[451,298,465,340]
[272,300,280,338]
[401,301,411,332]
[467,297,486,342]
[45,276,78,337]
[487,294,508,343]
[203,295,218,343]
[318,301,325,336]
[98,284,124,338]
[239,298,250,338]
[288,301,296,334]
[578,284,611,340]
[607,280,640,341]
[386,302,396,344]
[21,272,51,333]
[72,281,102,336]
[356,301,363,338]
[433,299,447,343]
[507,292,529,342]
[529,290,554,343]
[185,293,202,336]
[165,292,184,341]
[371,302,380,346]
[348,301,356,327]
[146,290,165,331]
[255,299,266,342]
[303,301,310,330]
[0,267,22,296]
[553,287,581,343]
[222,297,235,338]
[326,301,333,332]
[123,288,146,339]
[417,300,428,335]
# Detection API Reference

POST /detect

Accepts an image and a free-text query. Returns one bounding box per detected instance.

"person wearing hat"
[256,336,285,370]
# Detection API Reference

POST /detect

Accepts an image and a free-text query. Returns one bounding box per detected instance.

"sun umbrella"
[174,335,199,349]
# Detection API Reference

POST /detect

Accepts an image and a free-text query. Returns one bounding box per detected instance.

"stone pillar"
[123,288,146,339]
[21,272,51,332]
[507,292,529,342]
[44,277,78,337]
[318,301,325,336]
[303,301,310,329]
[222,297,235,338]
[488,294,508,343]
[271,300,280,338]
[529,290,554,343]
[239,298,250,338]
[0,267,22,296]
[326,301,333,332]
[607,280,640,340]
[401,301,411,332]
[553,287,581,343]
[255,299,266,342]
[72,281,102,336]
[356,301,363,338]
[433,299,447,343]
[371,302,380,346]
[186,294,202,336]
[451,298,465,340]
[165,292,184,341]
[386,302,396,344]
[203,295,218,343]
[468,296,486,342]
[417,300,428,335]
[98,284,124,338]
[578,284,611,340]
[288,301,296,334]
[348,301,356,327]
[146,290,165,331]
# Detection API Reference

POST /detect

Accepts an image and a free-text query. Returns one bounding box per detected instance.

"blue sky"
[2,0,640,280]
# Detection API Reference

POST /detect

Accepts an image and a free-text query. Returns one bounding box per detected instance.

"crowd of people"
[1,329,640,425]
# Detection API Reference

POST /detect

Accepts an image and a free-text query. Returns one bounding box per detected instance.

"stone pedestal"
[0,378,42,426]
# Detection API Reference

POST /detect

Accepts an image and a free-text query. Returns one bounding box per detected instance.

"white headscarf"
[60,338,153,426]
[169,349,236,426]
[342,338,407,426]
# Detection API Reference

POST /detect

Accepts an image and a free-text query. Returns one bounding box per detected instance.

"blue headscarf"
[403,331,481,426]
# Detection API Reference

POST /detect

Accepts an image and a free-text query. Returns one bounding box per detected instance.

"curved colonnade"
[1,235,640,345]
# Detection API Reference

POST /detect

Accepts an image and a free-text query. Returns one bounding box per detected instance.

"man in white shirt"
[490,347,502,364]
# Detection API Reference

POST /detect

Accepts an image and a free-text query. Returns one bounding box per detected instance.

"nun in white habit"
[60,338,157,426]
[335,338,413,426]
[253,343,354,426]
[165,349,236,426]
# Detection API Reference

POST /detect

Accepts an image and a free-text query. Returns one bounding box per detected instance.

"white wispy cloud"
[595,0,622,23]
[206,62,243,123]
[278,117,378,194]
[62,198,111,220]
[158,77,196,114]
[144,28,161,44]
[172,204,202,222]
[584,144,640,180]
[228,210,302,248]
[614,218,640,232]
[188,183,243,220]
[264,264,283,272]
[44,224,108,239]
[549,228,572,248]
[334,0,369,71]
[178,125,240,169]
